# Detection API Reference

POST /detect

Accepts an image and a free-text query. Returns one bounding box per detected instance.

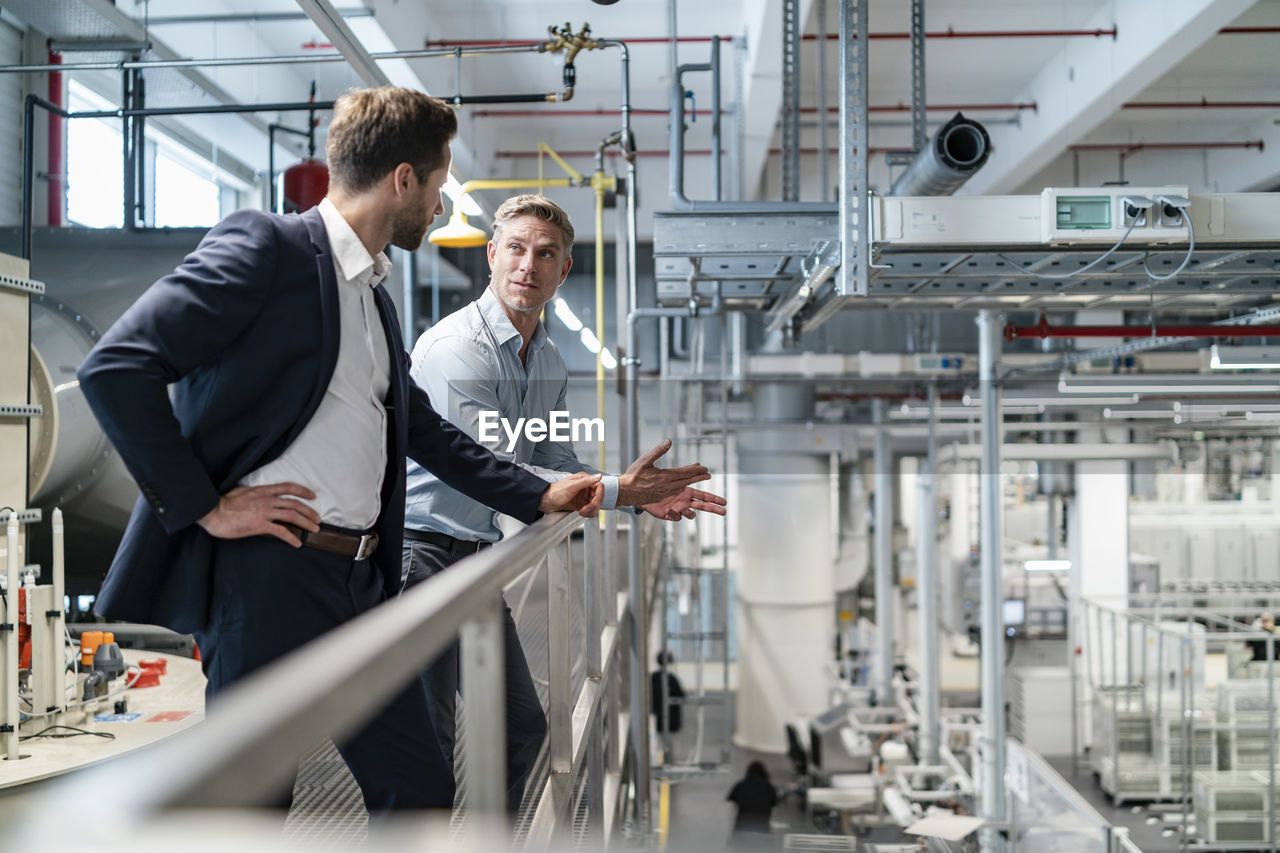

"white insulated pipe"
[4,516,19,760]
[873,399,894,704]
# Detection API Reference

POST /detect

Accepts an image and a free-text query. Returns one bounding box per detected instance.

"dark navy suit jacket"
[77,207,548,635]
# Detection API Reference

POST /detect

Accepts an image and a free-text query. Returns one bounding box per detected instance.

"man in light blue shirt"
[403,194,727,811]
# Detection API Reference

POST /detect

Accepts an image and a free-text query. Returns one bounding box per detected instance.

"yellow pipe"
[538,141,586,184]
[658,779,671,849]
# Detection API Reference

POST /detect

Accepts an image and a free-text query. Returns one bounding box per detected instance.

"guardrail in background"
[7,511,662,848]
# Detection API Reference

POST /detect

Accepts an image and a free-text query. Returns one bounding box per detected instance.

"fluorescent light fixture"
[580,327,602,354]
[600,348,618,369]
[890,405,1045,419]
[1058,372,1280,395]
[963,393,1140,407]
[1210,345,1280,371]
[443,174,483,216]
[553,298,584,331]
[1025,559,1071,572]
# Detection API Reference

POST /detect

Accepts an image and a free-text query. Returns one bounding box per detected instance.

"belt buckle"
[354,532,379,561]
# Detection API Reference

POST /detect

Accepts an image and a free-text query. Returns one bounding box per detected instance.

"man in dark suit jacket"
[76,86,603,814]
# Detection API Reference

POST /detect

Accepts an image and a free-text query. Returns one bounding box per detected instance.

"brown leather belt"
[282,524,379,561]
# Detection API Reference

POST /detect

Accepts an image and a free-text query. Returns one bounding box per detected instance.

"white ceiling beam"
[961,0,1257,196]
[737,0,816,200]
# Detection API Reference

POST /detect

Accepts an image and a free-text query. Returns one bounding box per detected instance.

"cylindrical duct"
[282,158,329,213]
[888,112,991,197]
[28,299,109,506]
[735,382,835,753]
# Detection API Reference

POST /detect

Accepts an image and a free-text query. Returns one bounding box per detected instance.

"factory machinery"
[1076,595,1280,849]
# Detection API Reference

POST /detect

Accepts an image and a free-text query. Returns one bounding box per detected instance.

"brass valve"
[542,22,599,65]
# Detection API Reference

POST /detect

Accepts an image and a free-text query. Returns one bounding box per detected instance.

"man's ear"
[392,163,416,197]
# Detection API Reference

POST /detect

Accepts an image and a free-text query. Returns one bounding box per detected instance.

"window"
[66,81,246,228]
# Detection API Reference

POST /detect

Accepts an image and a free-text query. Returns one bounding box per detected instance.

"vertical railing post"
[460,595,507,815]
[546,549,573,777]
[585,521,606,843]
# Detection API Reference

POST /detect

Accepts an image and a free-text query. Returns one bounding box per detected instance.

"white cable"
[1142,215,1196,281]
[998,217,1141,280]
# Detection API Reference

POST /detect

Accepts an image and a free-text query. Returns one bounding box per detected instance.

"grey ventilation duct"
[889,112,992,197]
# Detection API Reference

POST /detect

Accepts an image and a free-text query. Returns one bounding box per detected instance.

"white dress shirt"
[239,199,391,530]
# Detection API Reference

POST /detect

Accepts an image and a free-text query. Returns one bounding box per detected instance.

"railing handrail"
[12,512,586,845]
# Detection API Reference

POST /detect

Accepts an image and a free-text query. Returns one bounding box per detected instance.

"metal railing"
[8,511,660,848]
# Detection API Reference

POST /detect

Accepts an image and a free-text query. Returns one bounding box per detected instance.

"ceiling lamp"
[1057,372,1280,395]
[428,207,489,248]
[1210,345,1280,371]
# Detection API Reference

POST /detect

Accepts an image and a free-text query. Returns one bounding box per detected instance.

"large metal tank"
[734,381,837,753]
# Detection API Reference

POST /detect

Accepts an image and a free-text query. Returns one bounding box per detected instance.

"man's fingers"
[689,489,727,505]
[635,438,673,467]
[261,481,317,501]
[693,501,728,517]
[274,499,321,528]
[264,522,304,548]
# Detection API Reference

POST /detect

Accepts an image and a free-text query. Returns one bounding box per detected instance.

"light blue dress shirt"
[404,288,622,541]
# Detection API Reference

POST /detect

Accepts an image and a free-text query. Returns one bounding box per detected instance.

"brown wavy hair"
[326,86,457,192]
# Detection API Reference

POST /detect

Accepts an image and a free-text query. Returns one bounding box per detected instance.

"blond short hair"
[491,194,574,252]
[326,86,457,192]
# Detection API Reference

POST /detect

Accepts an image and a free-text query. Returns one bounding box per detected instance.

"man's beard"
[390,201,428,251]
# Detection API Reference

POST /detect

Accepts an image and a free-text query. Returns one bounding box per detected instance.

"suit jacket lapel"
[284,207,342,452]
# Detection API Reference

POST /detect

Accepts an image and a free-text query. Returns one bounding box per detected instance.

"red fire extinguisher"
[282,158,328,214]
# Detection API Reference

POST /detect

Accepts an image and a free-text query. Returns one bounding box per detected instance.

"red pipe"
[809,102,1037,113]
[1218,26,1280,34]
[1068,140,1264,162]
[1123,100,1280,110]
[1005,319,1280,342]
[47,45,62,227]
[422,36,734,49]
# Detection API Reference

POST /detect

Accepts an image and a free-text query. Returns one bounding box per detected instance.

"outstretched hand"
[618,439,711,507]
[639,487,728,522]
[540,472,605,518]
[196,481,320,547]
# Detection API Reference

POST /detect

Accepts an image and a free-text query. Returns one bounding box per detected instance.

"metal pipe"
[1009,322,1280,340]
[977,309,1006,852]
[710,36,722,201]
[816,0,830,200]
[888,112,991,197]
[426,36,737,48]
[143,9,373,25]
[668,50,833,211]
[873,398,894,704]
[807,27,1119,40]
[22,95,35,259]
[916,382,940,765]
[3,516,18,760]
[1124,99,1280,110]
[267,123,311,214]
[0,42,557,75]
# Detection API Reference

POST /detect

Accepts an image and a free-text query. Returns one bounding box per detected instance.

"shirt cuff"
[601,474,621,510]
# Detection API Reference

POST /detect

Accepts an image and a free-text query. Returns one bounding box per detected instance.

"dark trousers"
[193,534,454,812]
[401,538,548,812]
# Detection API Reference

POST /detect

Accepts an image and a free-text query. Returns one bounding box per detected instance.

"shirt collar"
[479,287,548,354]
[318,198,391,289]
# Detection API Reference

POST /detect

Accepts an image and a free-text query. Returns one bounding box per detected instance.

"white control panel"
[1040,186,1191,245]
